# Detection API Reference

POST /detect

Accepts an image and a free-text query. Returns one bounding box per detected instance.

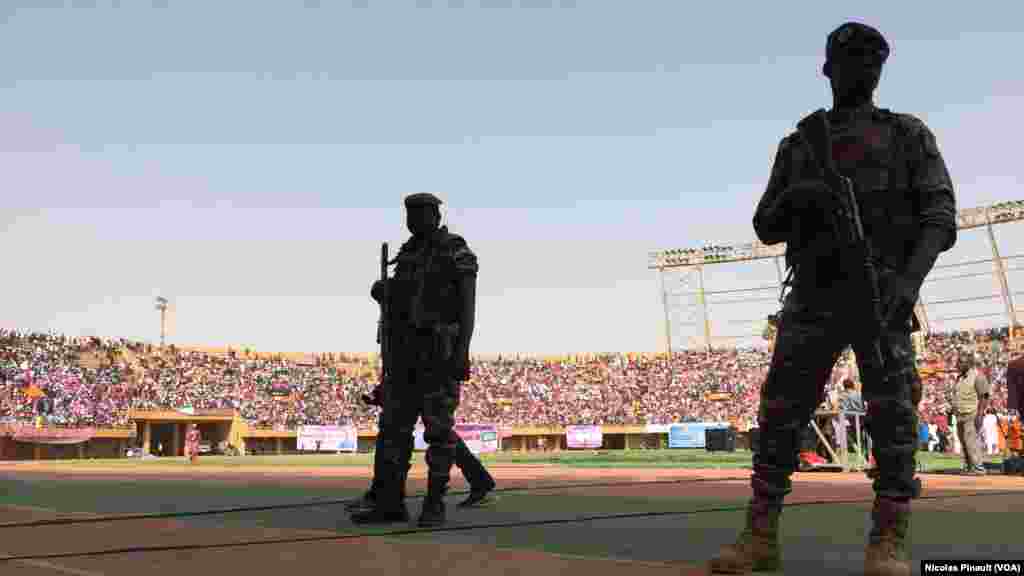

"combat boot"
[349,502,409,525]
[708,498,782,573]
[458,486,498,509]
[348,478,409,525]
[349,460,411,512]
[864,498,911,576]
[421,443,454,527]
[418,494,446,527]
[344,488,377,512]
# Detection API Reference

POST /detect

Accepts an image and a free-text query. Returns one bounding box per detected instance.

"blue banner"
[668,422,730,449]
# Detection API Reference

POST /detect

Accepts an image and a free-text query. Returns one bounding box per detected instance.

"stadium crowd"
[0,327,1016,437]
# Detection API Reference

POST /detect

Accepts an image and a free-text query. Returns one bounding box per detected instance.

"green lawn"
[20,449,990,471]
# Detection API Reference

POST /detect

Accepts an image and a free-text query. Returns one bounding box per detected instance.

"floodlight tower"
[155,296,169,347]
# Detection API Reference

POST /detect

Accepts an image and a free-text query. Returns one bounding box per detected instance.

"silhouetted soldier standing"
[350,193,481,527]
[707,23,956,576]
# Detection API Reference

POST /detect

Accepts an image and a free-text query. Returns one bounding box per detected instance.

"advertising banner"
[644,424,672,434]
[565,425,603,449]
[10,426,95,445]
[668,422,730,449]
[454,424,499,454]
[413,424,500,453]
[297,425,358,452]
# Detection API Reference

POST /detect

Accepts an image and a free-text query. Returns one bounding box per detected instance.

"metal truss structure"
[649,200,1024,352]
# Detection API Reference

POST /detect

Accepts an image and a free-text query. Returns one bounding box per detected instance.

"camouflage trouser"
[368,428,496,498]
[373,356,460,509]
[755,284,920,502]
[371,416,414,500]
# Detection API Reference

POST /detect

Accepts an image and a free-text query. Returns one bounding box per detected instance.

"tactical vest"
[389,228,466,331]
[787,107,919,274]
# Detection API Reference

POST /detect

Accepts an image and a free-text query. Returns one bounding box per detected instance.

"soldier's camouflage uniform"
[372,225,479,517]
[753,104,956,503]
[710,65,956,574]
[349,425,495,512]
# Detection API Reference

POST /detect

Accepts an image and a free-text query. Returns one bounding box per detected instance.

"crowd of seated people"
[0,327,1016,440]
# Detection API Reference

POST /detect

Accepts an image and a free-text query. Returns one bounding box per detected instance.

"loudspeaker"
[750,427,760,454]
[706,427,736,452]
[1004,457,1024,476]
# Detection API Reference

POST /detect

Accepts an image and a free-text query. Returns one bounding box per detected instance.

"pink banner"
[566,425,603,449]
[453,424,499,454]
[413,423,500,453]
[7,426,96,445]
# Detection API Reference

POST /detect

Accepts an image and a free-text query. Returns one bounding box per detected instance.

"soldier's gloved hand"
[882,273,921,328]
[370,280,388,303]
[361,385,383,407]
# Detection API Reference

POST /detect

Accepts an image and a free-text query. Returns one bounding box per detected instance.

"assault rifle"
[377,242,391,388]
[798,109,887,372]
[362,243,390,407]
[800,114,924,497]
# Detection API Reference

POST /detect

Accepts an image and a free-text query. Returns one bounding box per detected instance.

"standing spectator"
[186,423,201,464]
[35,392,53,427]
[838,379,866,457]
[953,351,991,475]
[982,409,999,456]
[918,420,930,452]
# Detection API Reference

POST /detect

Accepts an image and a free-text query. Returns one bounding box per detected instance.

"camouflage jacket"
[754,105,957,275]
[389,226,478,331]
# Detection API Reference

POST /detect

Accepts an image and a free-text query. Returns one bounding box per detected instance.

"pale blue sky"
[2,1,1022,354]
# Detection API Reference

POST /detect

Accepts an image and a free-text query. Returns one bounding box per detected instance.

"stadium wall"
[0,424,752,460]
[0,434,131,460]
[240,425,752,455]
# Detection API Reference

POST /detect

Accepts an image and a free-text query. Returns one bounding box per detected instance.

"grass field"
[18,448,994,472]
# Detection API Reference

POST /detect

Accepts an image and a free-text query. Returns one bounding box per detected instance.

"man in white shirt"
[982,410,999,455]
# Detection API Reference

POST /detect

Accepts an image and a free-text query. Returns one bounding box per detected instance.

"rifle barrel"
[379,242,390,387]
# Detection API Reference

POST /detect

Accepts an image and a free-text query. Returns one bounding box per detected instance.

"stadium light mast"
[651,199,1024,353]
[155,296,169,347]
[658,267,672,355]
[697,266,712,353]
[984,208,1018,331]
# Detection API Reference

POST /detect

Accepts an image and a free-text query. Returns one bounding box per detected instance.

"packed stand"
[0,327,1017,432]
[1,330,135,428]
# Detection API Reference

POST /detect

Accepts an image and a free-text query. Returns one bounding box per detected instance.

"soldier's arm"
[456,277,476,358]
[902,116,957,287]
[451,237,479,364]
[753,136,797,245]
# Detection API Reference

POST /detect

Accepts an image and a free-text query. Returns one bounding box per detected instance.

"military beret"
[826,22,889,65]
[404,192,443,208]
